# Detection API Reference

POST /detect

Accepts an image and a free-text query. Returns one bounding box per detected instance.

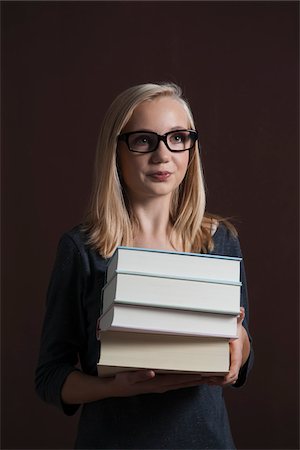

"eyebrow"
[126,127,189,134]
[168,126,189,132]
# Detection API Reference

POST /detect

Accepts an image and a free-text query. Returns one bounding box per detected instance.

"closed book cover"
[102,271,241,316]
[97,331,230,377]
[107,246,241,285]
[98,303,238,338]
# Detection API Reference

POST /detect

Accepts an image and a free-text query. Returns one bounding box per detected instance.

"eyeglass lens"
[128,130,196,153]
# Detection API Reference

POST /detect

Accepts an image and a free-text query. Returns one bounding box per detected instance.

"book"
[101,271,241,316]
[106,246,241,285]
[97,331,230,377]
[97,303,238,338]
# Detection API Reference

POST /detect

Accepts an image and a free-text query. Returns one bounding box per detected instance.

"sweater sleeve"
[234,247,254,388]
[35,233,87,415]
[213,226,254,388]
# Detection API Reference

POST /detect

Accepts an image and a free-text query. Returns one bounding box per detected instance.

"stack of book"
[96,247,242,377]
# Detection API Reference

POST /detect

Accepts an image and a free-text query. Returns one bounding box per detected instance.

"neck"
[129,197,180,251]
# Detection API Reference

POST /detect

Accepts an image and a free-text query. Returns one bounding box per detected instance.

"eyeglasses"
[118,129,198,154]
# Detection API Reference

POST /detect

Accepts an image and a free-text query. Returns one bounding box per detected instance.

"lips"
[148,171,172,181]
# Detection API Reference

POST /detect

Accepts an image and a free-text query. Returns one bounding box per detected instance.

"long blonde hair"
[84,82,224,258]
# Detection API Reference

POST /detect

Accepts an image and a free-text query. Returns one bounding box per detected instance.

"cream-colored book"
[97,330,230,377]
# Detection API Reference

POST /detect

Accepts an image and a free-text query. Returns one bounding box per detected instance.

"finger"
[223,365,239,385]
[223,373,238,385]
[125,370,156,384]
[238,307,245,323]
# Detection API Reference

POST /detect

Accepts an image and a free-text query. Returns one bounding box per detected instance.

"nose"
[150,140,171,163]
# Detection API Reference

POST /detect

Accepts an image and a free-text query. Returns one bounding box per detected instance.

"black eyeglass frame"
[117,129,198,154]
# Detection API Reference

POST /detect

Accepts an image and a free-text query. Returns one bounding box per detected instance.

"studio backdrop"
[2,1,299,449]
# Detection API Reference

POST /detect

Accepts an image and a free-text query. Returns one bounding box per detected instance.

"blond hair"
[84,82,226,257]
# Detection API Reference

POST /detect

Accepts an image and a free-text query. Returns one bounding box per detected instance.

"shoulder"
[59,225,89,252]
[52,226,86,266]
[211,222,242,258]
[56,225,107,273]
[53,225,96,267]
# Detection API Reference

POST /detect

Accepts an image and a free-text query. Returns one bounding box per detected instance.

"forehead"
[125,96,190,132]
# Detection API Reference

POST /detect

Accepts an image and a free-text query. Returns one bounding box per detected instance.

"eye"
[169,131,189,145]
[129,133,156,149]
[135,136,151,145]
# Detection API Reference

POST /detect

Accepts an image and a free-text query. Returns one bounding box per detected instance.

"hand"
[109,370,205,397]
[205,307,247,387]
[62,367,204,404]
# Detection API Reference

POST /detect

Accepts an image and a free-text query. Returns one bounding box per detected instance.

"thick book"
[102,271,241,315]
[97,331,230,377]
[97,303,238,338]
[106,246,241,285]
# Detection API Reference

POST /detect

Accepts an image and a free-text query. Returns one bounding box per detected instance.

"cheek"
[176,153,190,177]
[117,146,133,170]
[117,151,145,188]
[117,151,131,185]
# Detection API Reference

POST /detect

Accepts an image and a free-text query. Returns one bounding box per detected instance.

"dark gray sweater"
[35,224,253,449]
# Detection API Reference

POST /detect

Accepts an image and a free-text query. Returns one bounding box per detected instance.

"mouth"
[148,171,172,181]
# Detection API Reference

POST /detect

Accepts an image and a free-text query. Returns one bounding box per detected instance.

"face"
[117,96,190,204]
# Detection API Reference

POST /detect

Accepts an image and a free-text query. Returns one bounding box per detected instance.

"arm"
[206,307,251,387]
[223,307,250,386]
[36,232,206,412]
[61,313,251,403]
[208,228,253,387]
[61,369,206,404]
[35,233,87,415]
[61,302,251,403]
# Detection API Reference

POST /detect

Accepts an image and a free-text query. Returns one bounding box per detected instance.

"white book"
[102,271,241,315]
[97,331,230,377]
[107,246,241,285]
[98,303,238,338]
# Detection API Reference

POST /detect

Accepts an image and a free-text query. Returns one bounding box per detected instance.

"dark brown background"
[1,1,299,449]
